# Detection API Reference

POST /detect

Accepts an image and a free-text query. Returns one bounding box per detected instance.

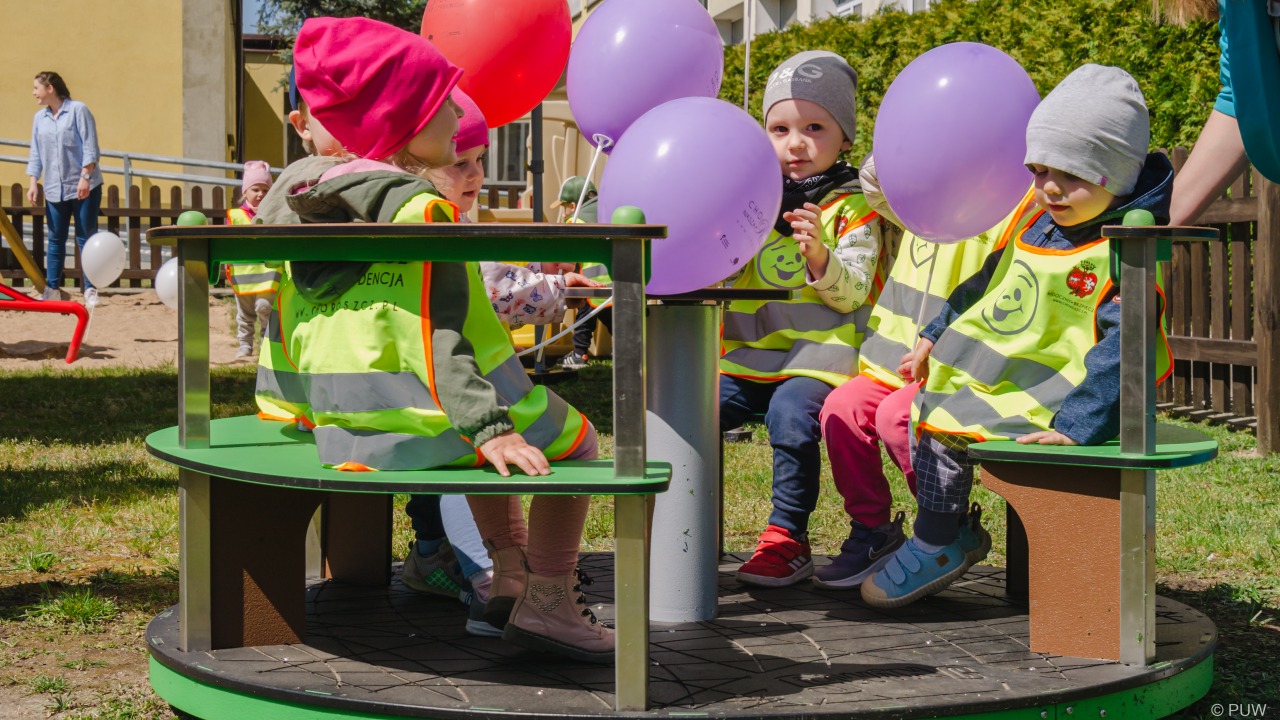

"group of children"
[230,14,1170,662]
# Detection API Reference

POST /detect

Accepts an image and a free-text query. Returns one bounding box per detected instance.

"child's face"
[1028,164,1117,227]
[406,96,462,170]
[424,145,487,213]
[766,99,851,181]
[243,183,269,208]
[288,105,344,157]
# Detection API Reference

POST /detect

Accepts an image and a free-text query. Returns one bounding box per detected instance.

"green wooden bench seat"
[969,422,1217,664]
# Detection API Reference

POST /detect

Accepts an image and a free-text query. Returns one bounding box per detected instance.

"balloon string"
[515,296,614,357]
[913,250,940,340]
[571,135,613,222]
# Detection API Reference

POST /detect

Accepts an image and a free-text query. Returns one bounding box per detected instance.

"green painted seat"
[968,422,1217,469]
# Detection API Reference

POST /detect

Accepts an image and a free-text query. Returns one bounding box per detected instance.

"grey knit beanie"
[763,51,858,143]
[1024,64,1149,197]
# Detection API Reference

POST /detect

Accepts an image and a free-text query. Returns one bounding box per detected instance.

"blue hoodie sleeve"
[1052,288,1122,445]
[920,245,1006,343]
[1215,7,1236,118]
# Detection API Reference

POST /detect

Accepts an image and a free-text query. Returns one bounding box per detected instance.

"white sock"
[912,537,948,554]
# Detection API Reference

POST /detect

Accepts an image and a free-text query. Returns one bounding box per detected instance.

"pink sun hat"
[240,160,272,193]
[452,89,490,154]
[294,16,463,161]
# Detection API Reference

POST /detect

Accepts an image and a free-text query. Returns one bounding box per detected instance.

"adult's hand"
[76,177,90,201]
[1169,110,1251,226]
[26,180,38,206]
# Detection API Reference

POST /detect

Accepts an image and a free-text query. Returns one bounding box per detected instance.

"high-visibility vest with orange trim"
[277,192,587,470]
[225,206,281,295]
[859,190,1040,390]
[913,228,1173,442]
[719,191,886,387]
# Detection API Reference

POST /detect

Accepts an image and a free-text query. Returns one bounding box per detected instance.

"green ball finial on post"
[177,211,208,226]
[611,206,646,225]
[1122,209,1155,227]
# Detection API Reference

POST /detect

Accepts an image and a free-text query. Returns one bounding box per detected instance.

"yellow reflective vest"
[914,229,1173,442]
[859,190,1040,390]
[719,192,885,387]
[224,206,281,295]
[277,193,588,470]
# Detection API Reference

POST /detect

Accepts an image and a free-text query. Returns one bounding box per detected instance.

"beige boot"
[482,541,528,629]
[502,568,614,664]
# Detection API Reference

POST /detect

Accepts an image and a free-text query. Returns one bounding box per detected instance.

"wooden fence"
[4,167,1280,451]
[0,181,527,289]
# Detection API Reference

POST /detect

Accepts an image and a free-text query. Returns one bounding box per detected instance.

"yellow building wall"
[0,0,186,201]
[242,50,289,182]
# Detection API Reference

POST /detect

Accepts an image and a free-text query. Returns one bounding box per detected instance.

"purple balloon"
[567,0,723,152]
[873,42,1040,243]
[599,97,782,295]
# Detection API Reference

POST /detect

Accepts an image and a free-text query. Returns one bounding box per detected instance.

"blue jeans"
[720,374,833,535]
[44,184,103,289]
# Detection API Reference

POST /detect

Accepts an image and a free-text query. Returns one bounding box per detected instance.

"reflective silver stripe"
[266,309,282,343]
[484,353,534,404]
[520,389,571,450]
[930,331,1076,411]
[876,277,944,325]
[305,372,438,414]
[721,338,857,376]
[314,425,475,470]
[859,332,912,371]
[229,270,281,286]
[256,363,308,406]
[723,301,861,343]
[582,264,610,279]
[915,387,1044,438]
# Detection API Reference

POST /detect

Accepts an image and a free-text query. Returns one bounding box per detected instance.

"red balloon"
[421,0,571,128]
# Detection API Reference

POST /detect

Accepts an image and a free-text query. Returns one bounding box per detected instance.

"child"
[720,51,886,587]
[284,16,612,662]
[814,155,1039,589]
[225,160,278,358]
[552,177,612,370]
[862,64,1174,607]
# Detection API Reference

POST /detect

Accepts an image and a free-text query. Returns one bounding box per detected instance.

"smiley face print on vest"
[981,259,1040,336]
[909,235,937,269]
[755,235,809,289]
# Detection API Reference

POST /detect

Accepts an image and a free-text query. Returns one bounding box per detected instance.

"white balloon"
[155,258,179,310]
[81,231,126,288]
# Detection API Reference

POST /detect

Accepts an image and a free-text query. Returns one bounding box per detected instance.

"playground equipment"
[142,217,1219,720]
[0,207,88,364]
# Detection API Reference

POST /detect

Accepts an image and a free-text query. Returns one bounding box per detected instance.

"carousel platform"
[149,553,1215,720]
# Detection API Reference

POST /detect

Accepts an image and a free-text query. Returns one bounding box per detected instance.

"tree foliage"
[256,0,427,53]
[720,0,1221,163]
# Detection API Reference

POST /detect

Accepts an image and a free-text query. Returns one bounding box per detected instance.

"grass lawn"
[0,363,1276,718]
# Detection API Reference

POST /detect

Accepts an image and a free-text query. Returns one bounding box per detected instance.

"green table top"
[146,415,671,495]
[968,423,1218,469]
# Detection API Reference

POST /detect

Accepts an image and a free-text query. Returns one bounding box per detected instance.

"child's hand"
[782,203,830,277]
[541,262,577,275]
[563,272,603,289]
[898,337,935,383]
[1016,431,1079,446]
[480,431,551,477]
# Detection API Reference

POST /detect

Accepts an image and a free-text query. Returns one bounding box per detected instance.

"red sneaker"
[736,525,813,587]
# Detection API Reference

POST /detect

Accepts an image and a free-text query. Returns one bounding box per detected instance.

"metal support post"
[646,302,720,622]
[614,494,652,712]
[1117,235,1159,665]
[178,468,212,652]
[178,237,210,448]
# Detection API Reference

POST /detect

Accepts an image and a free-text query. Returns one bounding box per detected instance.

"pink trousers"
[819,374,919,528]
[465,424,598,576]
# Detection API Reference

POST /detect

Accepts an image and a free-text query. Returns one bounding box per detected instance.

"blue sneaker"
[860,536,968,608]
[957,503,991,569]
[813,512,906,589]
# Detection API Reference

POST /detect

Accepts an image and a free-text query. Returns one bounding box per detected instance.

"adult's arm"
[75,103,101,170]
[25,114,43,204]
[1169,110,1250,225]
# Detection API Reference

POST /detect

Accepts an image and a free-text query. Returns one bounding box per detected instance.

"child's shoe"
[813,512,906,589]
[860,536,968,608]
[957,502,991,569]
[236,344,254,359]
[736,525,813,587]
[482,541,528,630]
[462,588,503,638]
[401,540,464,598]
[555,351,589,371]
[503,568,614,663]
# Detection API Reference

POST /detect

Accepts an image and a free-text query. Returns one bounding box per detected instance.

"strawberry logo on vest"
[1066,261,1099,298]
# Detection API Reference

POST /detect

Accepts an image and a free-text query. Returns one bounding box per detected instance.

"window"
[487,121,530,184]
[569,0,582,16]
[911,0,929,11]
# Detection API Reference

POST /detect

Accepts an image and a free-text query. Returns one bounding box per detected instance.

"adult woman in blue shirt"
[1166,0,1280,225]
[26,71,104,306]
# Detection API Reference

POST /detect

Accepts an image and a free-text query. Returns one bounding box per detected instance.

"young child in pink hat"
[225,160,278,358]
[285,16,612,663]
